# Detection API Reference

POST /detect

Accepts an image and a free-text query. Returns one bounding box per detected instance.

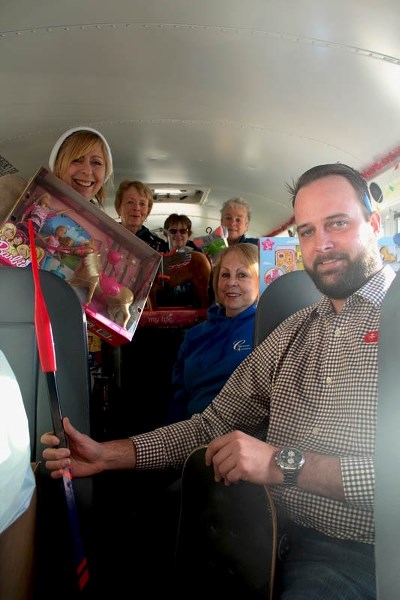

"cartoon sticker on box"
[0,222,17,242]
[0,222,42,267]
[264,266,285,287]
[275,247,297,273]
[378,235,400,272]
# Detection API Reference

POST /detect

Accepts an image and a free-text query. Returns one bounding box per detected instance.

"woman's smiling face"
[62,142,106,200]
[217,252,259,317]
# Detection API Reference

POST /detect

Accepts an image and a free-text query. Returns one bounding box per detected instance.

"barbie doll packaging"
[0,168,161,346]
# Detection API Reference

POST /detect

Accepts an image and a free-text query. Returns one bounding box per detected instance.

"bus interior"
[1,1,400,598]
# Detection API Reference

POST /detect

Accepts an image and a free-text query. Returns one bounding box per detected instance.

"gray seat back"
[254,270,322,347]
[375,269,400,600]
[0,266,94,596]
[0,266,91,460]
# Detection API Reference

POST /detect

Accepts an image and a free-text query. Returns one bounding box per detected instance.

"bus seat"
[0,267,91,462]
[375,269,400,600]
[175,446,278,599]
[147,249,212,310]
[0,266,93,597]
[253,270,322,347]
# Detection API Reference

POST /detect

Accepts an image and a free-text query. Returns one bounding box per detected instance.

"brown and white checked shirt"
[132,265,395,545]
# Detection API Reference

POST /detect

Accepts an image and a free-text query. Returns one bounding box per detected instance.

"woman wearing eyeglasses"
[156,213,207,308]
[163,213,203,253]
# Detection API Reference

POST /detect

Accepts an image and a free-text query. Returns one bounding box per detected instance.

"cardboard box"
[0,168,162,346]
[0,462,39,600]
[259,235,400,295]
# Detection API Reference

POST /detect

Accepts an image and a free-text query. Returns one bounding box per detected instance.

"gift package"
[192,225,228,265]
[0,168,161,346]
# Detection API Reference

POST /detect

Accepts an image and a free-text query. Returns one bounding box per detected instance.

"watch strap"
[282,469,298,487]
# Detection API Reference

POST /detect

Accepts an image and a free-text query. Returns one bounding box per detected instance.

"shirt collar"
[353,265,396,308]
[315,265,396,316]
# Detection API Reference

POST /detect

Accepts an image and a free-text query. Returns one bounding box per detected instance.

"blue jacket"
[236,234,259,246]
[167,302,257,422]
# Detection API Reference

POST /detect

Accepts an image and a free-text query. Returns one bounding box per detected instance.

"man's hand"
[41,417,105,479]
[205,430,281,486]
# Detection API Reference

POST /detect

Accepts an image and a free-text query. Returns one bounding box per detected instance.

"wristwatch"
[275,447,305,487]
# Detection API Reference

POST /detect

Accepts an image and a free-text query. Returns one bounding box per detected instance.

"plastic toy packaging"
[192,225,228,265]
[0,168,161,346]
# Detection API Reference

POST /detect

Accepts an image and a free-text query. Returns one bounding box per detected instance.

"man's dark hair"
[287,163,373,216]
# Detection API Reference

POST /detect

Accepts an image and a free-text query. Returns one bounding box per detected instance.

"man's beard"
[304,239,381,300]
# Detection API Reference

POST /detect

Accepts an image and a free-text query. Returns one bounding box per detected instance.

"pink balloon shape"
[99,274,120,296]
[108,250,122,265]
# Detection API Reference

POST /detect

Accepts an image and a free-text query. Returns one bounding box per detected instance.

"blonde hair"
[0,222,17,239]
[53,131,112,206]
[212,243,259,304]
[16,244,30,259]
[36,192,52,207]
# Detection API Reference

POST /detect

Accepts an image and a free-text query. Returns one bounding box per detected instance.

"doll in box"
[19,192,72,235]
[41,224,69,269]
[68,241,134,329]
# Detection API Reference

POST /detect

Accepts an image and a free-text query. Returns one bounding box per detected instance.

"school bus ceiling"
[1,0,400,237]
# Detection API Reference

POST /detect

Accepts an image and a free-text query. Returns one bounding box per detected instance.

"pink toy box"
[0,167,161,346]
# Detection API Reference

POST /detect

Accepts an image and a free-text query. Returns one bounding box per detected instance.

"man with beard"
[41,163,389,600]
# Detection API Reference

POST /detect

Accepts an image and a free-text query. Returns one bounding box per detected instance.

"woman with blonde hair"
[1,127,113,227]
[48,126,113,206]
[168,243,259,421]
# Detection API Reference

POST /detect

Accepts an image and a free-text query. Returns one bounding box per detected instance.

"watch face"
[277,447,304,471]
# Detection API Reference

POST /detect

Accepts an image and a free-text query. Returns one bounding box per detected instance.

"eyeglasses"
[168,228,188,235]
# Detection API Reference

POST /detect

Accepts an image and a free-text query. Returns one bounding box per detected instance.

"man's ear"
[370,211,381,234]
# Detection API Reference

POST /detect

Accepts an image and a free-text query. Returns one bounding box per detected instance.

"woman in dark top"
[157,213,208,307]
[114,180,168,252]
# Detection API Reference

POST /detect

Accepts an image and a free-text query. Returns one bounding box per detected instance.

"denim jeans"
[277,523,376,600]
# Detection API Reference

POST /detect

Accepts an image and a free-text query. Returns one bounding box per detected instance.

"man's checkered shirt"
[132,266,395,544]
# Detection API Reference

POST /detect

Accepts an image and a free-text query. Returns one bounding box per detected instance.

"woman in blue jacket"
[167,243,259,422]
